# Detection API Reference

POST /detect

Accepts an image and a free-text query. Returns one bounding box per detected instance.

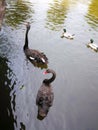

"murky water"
[0,0,98,129]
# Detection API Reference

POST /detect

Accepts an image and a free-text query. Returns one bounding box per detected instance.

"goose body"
[36,69,56,120]
[61,29,75,39]
[24,22,48,67]
[87,39,98,52]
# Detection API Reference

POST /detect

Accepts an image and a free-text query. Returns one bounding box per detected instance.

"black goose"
[36,69,56,120]
[23,22,48,68]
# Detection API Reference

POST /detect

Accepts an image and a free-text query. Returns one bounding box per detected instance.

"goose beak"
[43,71,47,75]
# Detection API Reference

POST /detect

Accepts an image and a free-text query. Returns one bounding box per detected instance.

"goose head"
[25,22,30,31]
[43,69,56,85]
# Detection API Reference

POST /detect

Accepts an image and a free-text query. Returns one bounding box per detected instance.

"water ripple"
[5,0,34,28]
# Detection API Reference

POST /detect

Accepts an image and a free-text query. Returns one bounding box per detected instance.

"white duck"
[61,29,75,39]
[87,39,98,52]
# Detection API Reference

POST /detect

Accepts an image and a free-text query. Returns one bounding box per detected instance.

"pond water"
[0,0,98,130]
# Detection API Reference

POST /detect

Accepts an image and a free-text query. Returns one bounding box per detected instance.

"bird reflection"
[36,69,56,120]
[20,122,26,130]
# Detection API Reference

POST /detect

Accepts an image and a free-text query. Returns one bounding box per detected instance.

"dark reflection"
[36,69,56,120]
[0,0,6,30]
[20,122,26,130]
[45,0,69,31]
[85,0,98,30]
[5,0,34,28]
[0,56,15,129]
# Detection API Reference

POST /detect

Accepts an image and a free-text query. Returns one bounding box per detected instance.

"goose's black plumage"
[24,22,48,68]
[36,69,56,120]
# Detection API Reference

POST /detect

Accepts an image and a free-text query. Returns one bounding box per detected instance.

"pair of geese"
[24,22,56,119]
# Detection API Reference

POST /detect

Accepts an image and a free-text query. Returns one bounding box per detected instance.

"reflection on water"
[0,0,98,130]
[85,0,98,30]
[46,0,69,31]
[20,122,26,130]
[0,20,26,129]
[5,0,34,28]
[0,56,15,129]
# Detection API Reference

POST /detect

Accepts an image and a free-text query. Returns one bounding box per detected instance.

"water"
[0,0,98,129]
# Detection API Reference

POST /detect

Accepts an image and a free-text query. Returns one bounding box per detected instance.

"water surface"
[0,0,98,130]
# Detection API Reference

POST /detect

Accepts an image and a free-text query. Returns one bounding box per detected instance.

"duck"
[23,22,48,68]
[87,39,98,52]
[36,69,56,120]
[61,29,75,39]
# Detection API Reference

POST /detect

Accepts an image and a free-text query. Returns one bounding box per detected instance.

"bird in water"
[87,39,98,52]
[36,69,56,120]
[61,29,75,39]
[23,22,48,68]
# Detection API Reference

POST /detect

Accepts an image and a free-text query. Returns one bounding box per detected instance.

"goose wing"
[36,90,54,106]
[36,85,54,106]
[25,49,48,64]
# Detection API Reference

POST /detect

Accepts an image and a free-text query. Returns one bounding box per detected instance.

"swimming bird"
[61,29,75,39]
[23,22,48,68]
[87,39,98,52]
[36,69,56,120]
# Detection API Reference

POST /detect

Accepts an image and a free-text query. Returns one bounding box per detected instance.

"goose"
[23,22,48,68]
[36,69,56,120]
[87,39,98,52]
[61,29,75,39]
